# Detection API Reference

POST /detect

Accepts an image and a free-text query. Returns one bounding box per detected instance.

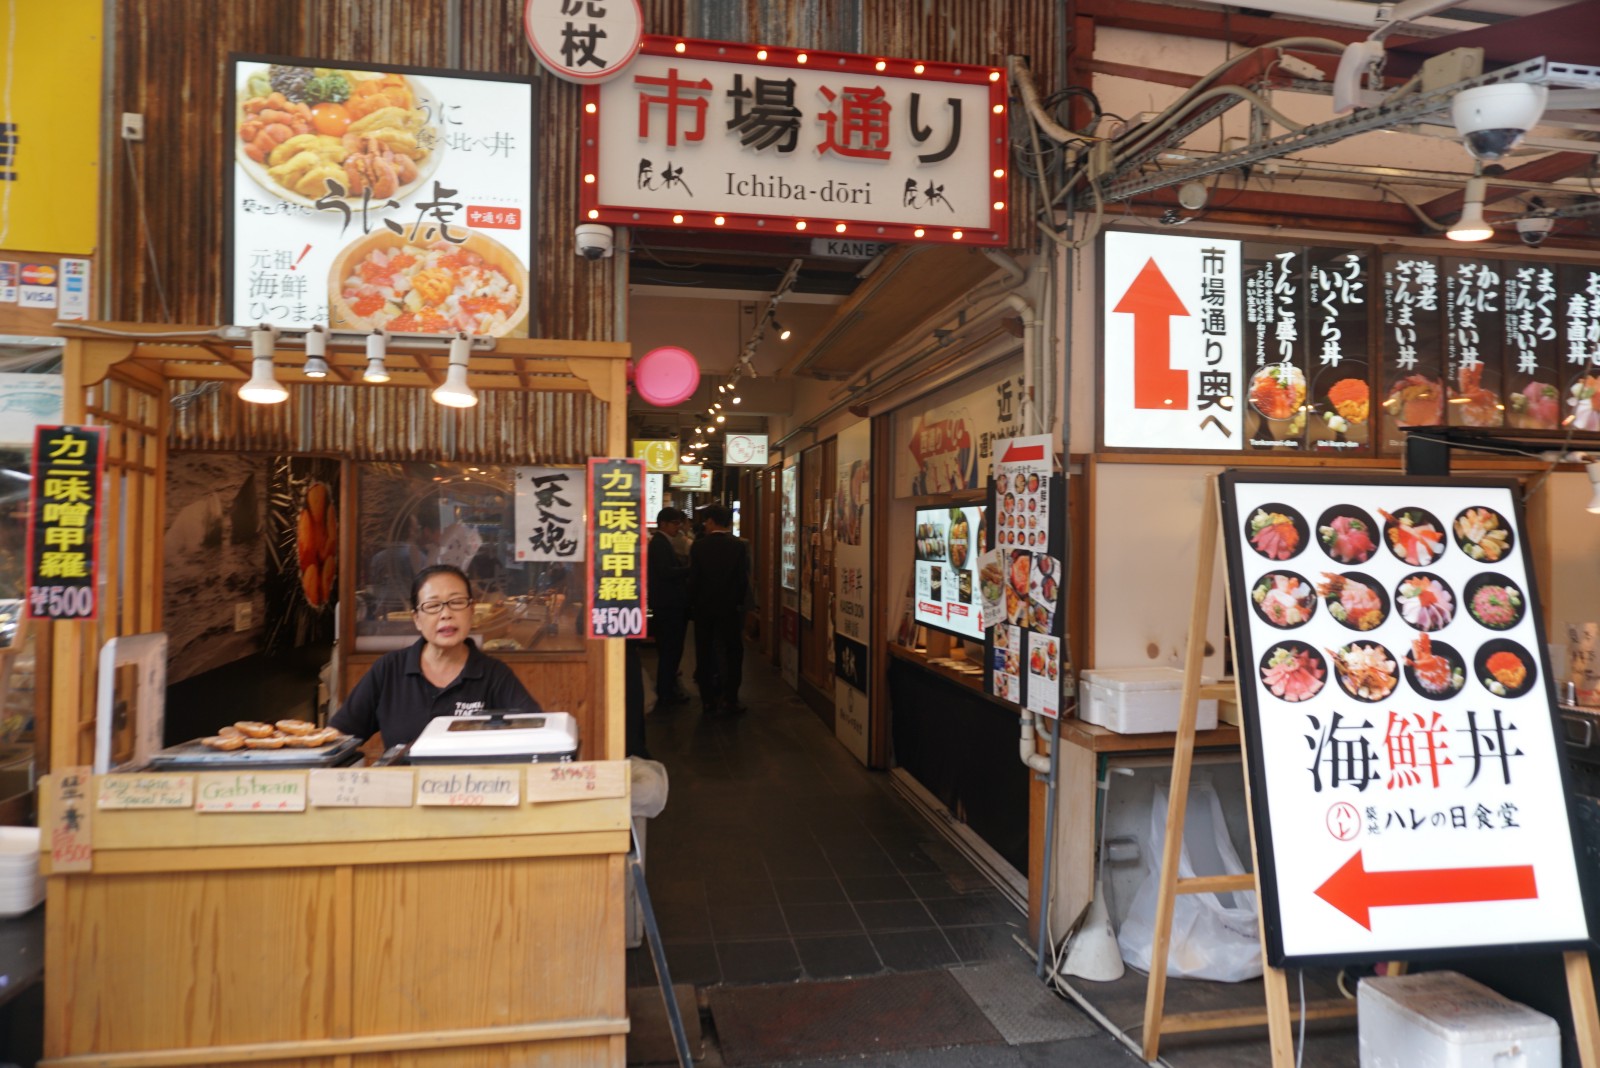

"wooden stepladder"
[1139,476,1600,1067]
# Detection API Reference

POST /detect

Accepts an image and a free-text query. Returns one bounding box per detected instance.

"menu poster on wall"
[991,623,1022,702]
[1445,259,1506,428]
[1025,631,1062,718]
[1242,244,1308,451]
[585,458,646,639]
[834,418,872,761]
[1502,264,1561,431]
[1306,248,1372,454]
[780,462,799,591]
[1380,254,1447,453]
[513,466,585,562]
[913,505,984,641]
[1561,266,1600,433]
[26,425,105,620]
[225,55,535,337]
[644,472,664,526]
[898,374,1027,496]
[1220,472,1591,965]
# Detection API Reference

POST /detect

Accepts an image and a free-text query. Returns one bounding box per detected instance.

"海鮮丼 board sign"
[1220,471,1592,966]
[581,37,1007,245]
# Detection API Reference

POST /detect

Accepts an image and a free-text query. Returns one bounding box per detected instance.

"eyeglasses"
[414,596,473,615]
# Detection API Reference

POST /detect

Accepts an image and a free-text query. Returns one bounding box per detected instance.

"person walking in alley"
[648,507,692,708]
[689,503,757,716]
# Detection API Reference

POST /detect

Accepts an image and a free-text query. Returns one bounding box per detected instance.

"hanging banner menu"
[1562,266,1600,432]
[225,55,535,336]
[1379,254,1446,452]
[1243,244,1307,452]
[1503,264,1561,431]
[514,466,585,562]
[1445,259,1505,428]
[1102,230,1243,451]
[1221,471,1591,966]
[1307,248,1372,453]
[26,424,105,620]
[586,457,647,639]
[582,38,1007,245]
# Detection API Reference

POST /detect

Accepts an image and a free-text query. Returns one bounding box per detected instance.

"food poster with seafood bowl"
[1241,244,1373,455]
[985,437,1063,715]
[913,505,985,642]
[1220,472,1591,966]
[226,56,535,337]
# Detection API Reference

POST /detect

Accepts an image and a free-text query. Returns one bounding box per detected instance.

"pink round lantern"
[634,346,701,407]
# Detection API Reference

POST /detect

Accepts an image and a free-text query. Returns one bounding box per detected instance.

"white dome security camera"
[574,223,615,260]
[1516,214,1555,247]
[1451,82,1547,161]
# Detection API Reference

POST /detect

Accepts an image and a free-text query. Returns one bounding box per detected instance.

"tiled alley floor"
[628,642,1146,1067]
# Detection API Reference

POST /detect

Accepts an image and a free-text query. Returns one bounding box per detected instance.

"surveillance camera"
[1516,214,1555,247]
[1451,82,1547,161]
[574,223,614,260]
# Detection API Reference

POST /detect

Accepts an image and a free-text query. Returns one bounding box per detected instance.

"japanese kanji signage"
[1221,472,1591,965]
[585,458,647,638]
[514,466,585,562]
[524,0,643,84]
[631,438,679,473]
[26,424,104,620]
[225,55,535,336]
[1102,230,1243,451]
[582,38,1007,244]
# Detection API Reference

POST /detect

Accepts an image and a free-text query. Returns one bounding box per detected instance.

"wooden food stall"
[39,322,637,1067]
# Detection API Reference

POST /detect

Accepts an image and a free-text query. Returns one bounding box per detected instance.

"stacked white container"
[0,827,43,916]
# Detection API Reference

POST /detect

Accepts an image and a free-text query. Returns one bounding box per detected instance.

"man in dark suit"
[647,507,692,708]
[689,503,756,716]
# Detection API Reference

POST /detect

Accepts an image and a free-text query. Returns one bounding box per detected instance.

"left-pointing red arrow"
[1314,850,1538,930]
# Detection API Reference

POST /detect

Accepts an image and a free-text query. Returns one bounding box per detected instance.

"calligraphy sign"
[26,424,104,620]
[524,0,644,85]
[582,37,1007,245]
[1221,472,1591,966]
[586,457,647,638]
[514,466,586,562]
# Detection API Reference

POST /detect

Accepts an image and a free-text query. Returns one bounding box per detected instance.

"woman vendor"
[331,564,541,748]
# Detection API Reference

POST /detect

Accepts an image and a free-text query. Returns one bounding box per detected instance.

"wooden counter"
[38,768,632,1068]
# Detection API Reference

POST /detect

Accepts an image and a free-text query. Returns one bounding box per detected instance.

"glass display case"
[353,462,584,653]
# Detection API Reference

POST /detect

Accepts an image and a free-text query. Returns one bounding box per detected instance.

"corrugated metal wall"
[109,0,619,341]
[168,380,607,464]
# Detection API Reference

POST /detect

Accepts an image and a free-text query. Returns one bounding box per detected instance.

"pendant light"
[432,332,478,408]
[363,329,391,383]
[238,324,289,404]
[1446,177,1493,243]
[303,324,330,379]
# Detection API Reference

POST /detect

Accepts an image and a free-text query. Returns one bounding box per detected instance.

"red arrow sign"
[999,442,1046,463]
[1113,257,1191,411]
[1314,850,1538,930]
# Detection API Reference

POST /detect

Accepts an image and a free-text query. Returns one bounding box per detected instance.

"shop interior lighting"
[302,325,330,379]
[363,330,391,383]
[716,414,726,423]
[1446,177,1494,243]
[773,320,791,341]
[238,325,289,404]
[1587,461,1600,514]
[732,394,742,404]
[431,332,478,408]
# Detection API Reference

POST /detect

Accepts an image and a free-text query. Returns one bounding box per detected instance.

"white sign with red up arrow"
[1101,231,1243,452]
[1222,473,1591,966]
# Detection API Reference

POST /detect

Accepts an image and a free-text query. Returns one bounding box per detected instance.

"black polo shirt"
[330,637,541,748]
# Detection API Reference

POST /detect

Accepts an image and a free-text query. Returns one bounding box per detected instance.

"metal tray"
[144,734,363,771]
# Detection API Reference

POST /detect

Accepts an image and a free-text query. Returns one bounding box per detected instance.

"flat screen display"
[913,505,985,640]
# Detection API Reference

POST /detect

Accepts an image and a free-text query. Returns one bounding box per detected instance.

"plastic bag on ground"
[1116,780,1263,982]
[629,757,669,819]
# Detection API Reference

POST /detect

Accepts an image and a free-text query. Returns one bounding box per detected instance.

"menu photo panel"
[1380,254,1447,454]
[1503,263,1562,431]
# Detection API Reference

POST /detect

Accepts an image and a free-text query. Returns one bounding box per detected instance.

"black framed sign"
[585,457,646,639]
[25,424,105,620]
[1220,470,1592,966]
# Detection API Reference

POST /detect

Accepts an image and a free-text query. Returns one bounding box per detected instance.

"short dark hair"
[410,564,473,610]
[656,507,688,524]
[701,503,733,528]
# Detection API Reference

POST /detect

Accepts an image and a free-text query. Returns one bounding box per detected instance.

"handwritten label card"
[195,772,307,813]
[97,775,195,810]
[416,767,521,807]
[50,767,92,872]
[308,768,415,808]
[525,761,628,803]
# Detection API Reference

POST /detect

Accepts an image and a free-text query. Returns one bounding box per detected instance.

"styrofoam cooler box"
[1079,668,1217,733]
[1359,972,1560,1068]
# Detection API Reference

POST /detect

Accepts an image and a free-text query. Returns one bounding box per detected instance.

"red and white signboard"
[582,37,1007,245]
[1102,230,1243,451]
[524,0,643,84]
[1222,472,1591,965]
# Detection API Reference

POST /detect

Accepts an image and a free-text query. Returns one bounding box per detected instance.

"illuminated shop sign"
[582,37,1007,245]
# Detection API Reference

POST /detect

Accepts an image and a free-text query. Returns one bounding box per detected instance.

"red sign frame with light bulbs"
[580,36,1009,246]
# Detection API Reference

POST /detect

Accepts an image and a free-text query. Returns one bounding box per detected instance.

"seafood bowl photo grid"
[1240,491,1542,709]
